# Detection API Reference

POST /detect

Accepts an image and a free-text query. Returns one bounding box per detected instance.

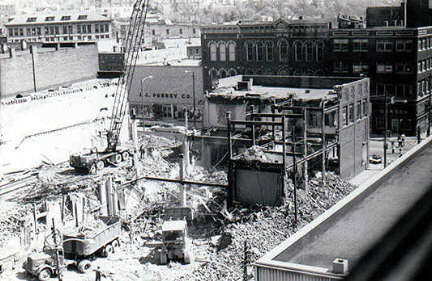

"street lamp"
[384,95,407,168]
[140,75,153,119]
[185,70,196,127]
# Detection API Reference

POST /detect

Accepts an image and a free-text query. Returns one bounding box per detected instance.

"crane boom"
[107,0,150,152]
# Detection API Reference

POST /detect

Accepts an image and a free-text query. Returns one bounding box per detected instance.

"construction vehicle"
[25,217,121,280]
[152,220,194,265]
[69,0,151,174]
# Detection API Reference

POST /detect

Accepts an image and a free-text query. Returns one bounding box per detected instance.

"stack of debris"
[177,172,357,281]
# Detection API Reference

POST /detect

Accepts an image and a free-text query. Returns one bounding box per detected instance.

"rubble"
[176,172,357,281]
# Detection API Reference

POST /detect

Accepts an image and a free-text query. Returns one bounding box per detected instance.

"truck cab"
[25,247,65,281]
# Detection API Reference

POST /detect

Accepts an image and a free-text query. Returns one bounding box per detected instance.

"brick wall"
[0,44,98,99]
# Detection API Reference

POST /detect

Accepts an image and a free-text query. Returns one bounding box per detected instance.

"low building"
[0,43,99,100]
[203,75,369,206]
[5,13,112,44]
[128,60,204,126]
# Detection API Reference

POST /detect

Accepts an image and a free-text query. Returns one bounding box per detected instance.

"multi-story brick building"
[201,16,432,135]
[5,13,112,43]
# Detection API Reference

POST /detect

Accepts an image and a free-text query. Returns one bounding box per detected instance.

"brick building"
[203,75,369,205]
[5,13,111,43]
[0,43,99,100]
[200,16,432,135]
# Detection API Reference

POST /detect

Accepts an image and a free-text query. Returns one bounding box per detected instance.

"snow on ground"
[0,80,118,174]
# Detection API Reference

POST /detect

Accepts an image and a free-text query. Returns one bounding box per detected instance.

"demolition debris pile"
[177,172,357,281]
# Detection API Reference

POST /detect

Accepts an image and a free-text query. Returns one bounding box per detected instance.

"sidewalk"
[350,135,431,186]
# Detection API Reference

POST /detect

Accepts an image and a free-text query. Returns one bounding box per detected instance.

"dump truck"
[153,220,194,265]
[25,216,121,280]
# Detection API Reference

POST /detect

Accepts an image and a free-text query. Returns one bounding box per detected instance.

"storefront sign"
[143,92,192,99]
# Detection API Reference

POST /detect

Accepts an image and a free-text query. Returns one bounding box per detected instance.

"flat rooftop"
[256,142,432,274]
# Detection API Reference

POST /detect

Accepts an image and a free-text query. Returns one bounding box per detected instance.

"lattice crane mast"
[69,0,150,174]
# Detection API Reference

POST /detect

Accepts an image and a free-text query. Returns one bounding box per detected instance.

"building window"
[356,101,362,120]
[152,29,155,35]
[61,16,71,21]
[294,41,303,61]
[78,15,88,20]
[82,25,87,33]
[266,42,273,61]
[219,43,226,61]
[333,39,349,52]
[87,25,91,33]
[316,41,324,62]
[63,26,68,34]
[304,41,313,62]
[279,40,289,62]
[228,42,235,62]
[55,26,59,34]
[8,28,12,36]
[342,106,348,126]
[26,28,31,36]
[209,42,217,61]
[334,61,349,73]
[376,63,393,73]
[256,42,264,61]
[396,63,413,73]
[353,39,368,52]
[396,40,413,52]
[349,104,354,123]
[179,28,183,35]
[27,17,37,22]
[45,16,55,21]
[363,99,368,117]
[376,40,393,52]
[166,29,169,35]
[228,69,237,76]
[19,28,23,36]
[353,62,369,73]
[193,28,196,34]
[105,24,109,32]
[77,25,81,34]
[246,42,254,61]
[219,69,227,78]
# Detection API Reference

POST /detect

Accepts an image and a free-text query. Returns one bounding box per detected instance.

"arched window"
[209,42,217,61]
[316,41,324,62]
[228,42,236,62]
[219,69,227,78]
[228,68,237,76]
[279,39,289,62]
[209,69,218,81]
[245,42,254,61]
[219,42,226,61]
[304,41,313,62]
[294,41,303,62]
[256,42,264,61]
[266,41,274,61]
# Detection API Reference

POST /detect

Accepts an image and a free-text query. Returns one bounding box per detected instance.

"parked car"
[369,154,382,164]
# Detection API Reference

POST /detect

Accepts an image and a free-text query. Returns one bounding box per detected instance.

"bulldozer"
[155,220,194,265]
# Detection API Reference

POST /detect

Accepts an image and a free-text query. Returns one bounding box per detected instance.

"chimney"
[332,258,349,275]
[8,47,14,58]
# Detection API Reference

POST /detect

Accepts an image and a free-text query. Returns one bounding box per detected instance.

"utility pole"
[384,91,388,168]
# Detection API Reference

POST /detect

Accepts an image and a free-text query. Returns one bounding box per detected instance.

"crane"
[69,0,151,174]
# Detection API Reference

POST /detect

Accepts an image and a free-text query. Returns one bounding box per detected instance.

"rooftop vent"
[305,89,311,94]
[332,258,349,275]
[61,16,71,21]
[45,16,55,22]
[78,15,88,20]
[26,17,37,22]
